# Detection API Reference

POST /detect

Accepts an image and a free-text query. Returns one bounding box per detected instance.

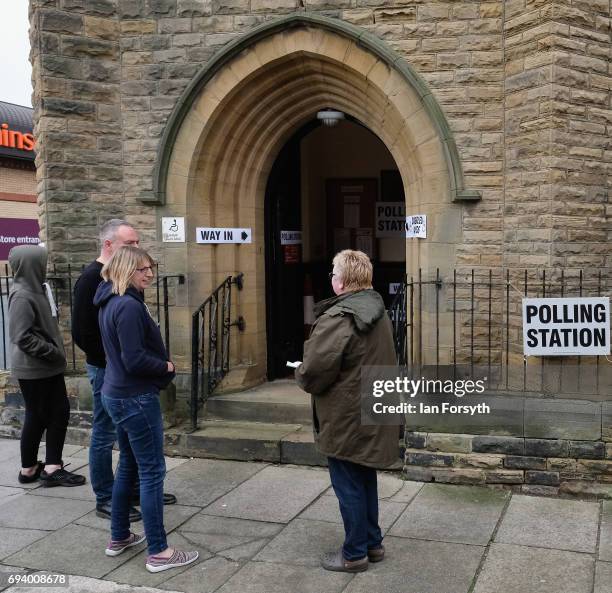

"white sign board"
[162,217,185,243]
[376,202,406,237]
[406,215,427,238]
[280,230,302,245]
[522,297,610,356]
[196,227,252,244]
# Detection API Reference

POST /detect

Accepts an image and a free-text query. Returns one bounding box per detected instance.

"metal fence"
[190,273,245,430]
[389,268,611,397]
[0,263,184,372]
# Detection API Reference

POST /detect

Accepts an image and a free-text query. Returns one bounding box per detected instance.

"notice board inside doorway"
[326,178,377,261]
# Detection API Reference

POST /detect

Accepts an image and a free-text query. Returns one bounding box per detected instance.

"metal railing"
[190,273,245,430]
[388,276,408,365]
[0,263,184,371]
[389,268,611,396]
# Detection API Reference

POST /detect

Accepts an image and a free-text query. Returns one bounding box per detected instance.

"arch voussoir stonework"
[151,13,480,207]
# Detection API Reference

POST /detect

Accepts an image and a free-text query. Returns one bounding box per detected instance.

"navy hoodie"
[94,281,175,396]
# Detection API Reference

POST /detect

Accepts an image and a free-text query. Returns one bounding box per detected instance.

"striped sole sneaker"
[105,532,146,557]
[146,549,199,573]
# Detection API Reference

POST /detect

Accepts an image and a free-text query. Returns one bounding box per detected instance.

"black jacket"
[72,260,105,367]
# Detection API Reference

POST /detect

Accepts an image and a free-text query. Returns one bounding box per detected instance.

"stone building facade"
[25,0,612,493]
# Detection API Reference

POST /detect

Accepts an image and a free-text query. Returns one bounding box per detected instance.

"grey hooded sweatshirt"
[8,245,66,380]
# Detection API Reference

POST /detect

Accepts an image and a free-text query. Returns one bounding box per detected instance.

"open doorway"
[265,117,406,380]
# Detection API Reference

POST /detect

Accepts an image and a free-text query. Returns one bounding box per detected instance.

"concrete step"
[164,419,327,467]
[204,379,312,425]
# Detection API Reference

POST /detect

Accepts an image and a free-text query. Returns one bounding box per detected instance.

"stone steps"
[166,380,326,465]
[204,379,312,425]
[164,419,327,466]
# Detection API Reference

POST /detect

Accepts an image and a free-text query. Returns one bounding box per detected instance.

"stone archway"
[154,14,477,382]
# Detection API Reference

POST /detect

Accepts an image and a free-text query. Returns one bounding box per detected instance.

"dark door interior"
[265,136,304,380]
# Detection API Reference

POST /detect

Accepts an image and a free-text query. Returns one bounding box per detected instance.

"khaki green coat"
[295,289,400,468]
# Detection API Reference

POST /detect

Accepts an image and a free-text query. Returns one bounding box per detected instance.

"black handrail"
[190,273,245,430]
[154,273,185,357]
[388,276,408,365]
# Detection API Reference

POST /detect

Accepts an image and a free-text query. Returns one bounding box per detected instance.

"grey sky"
[1,1,33,107]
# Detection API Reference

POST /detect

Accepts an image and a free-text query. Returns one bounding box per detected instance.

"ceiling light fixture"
[316,109,345,127]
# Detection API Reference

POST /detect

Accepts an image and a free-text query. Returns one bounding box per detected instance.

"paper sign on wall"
[280,231,302,245]
[406,215,427,238]
[376,202,406,237]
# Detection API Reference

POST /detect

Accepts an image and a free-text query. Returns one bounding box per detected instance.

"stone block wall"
[28,0,610,272]
[405,430,612,499]
[503,0,612,270]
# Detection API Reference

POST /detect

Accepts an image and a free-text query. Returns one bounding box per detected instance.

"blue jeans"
[327,457,383,561]
[102,393,167,555]
[87,364,116,505]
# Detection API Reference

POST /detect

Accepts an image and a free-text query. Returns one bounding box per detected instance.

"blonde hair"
[101,246,154,296]
[332,250,373,291]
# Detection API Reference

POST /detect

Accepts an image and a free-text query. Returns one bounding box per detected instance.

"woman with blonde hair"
[94,245,198,573]
[296,250,400,573]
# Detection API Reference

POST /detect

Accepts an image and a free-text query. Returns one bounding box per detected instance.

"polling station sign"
[522,297,610,356]
[375,202,405,237]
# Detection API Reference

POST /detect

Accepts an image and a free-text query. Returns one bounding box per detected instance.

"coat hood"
[9,245,47,293]
[94,281,144,308]
[314,289,386,333]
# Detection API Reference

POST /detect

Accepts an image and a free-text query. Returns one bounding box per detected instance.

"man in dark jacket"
[296,250,400,573]
[72,220,175,521]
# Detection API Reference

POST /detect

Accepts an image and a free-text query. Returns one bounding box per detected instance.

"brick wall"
[0,166,37,197]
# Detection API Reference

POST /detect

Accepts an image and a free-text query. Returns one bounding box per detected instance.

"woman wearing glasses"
[94,246,198,573]
[296,250,399,574]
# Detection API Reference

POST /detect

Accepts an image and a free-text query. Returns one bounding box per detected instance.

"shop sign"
[0,123,35,151]
[196,227,252,244]
[0,218,40,260]
[522,297,610,356]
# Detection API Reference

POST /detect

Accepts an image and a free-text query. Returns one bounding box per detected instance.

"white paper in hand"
[286,361,302,368]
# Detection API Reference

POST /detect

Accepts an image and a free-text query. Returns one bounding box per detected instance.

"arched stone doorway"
[154,14,477,387]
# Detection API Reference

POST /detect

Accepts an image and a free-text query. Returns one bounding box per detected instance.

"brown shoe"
[367,545,385,563]
[321,548,368,573]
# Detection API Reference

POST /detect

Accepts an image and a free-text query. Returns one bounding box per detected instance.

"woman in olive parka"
[295,250,400,573]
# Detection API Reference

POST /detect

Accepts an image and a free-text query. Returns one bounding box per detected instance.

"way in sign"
[196,227,252,244]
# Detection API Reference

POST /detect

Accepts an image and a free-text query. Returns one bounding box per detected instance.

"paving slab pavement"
[495,494,599,553]
[202,465,331,523]
[0,437,610,593]
[599,500,612,561]
[472,543,593,593]
[388,483,509,545]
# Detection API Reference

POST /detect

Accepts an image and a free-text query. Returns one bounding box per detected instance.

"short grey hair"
[99,219,132,246]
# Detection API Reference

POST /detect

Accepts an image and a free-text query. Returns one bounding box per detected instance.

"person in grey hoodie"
[8,245,86,487]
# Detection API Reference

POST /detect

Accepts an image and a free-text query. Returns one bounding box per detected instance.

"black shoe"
[40,465,86,488]
[96,502,142,523]
[131,492,177,506]
[18,461,45,484]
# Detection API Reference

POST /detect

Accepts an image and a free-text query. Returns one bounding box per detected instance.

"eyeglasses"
[136,266,153,274]
[328,272,336,279]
